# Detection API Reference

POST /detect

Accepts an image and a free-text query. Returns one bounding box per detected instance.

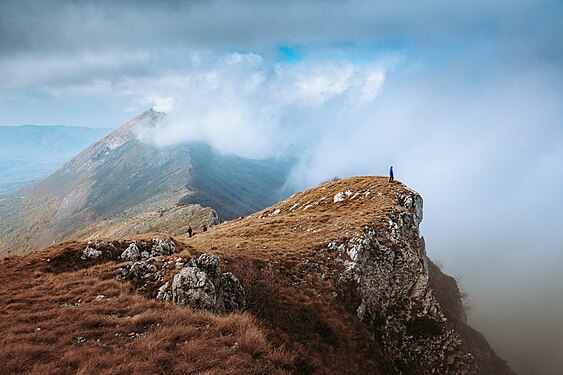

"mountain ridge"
[0,176,514,374]
[181,176,515,374]
[0,110,292,255]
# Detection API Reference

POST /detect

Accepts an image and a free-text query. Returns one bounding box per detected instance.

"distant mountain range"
[0,110,293,255]
[0,124,112,195]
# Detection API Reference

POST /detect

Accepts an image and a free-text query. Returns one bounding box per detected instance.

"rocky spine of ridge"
[190,177,514,374]
[326,188,473,373]
[322,185,513,374]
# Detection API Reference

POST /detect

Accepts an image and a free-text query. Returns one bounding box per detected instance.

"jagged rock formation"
[330,188,477,374]
[116,251,246,314]
[81,240,118,260]
[117,259,166,288]
[0,110,292,256]
[167,253,246,314]
[81,238,177,261]
[120,238,177,260]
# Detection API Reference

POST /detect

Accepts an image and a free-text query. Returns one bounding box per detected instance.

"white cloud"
[271,63,386,107]
[130,55,387,158]
[225,52,263,66]
[151,96,174,112]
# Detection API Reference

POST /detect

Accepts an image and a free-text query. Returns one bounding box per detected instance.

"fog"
[129,46,563,375]
[1,1,562,373]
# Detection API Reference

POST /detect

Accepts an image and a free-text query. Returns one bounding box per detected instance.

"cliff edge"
[185,176,515,374]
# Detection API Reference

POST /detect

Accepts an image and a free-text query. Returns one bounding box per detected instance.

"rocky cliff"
[324,185,513,374]
[184,176,515,374]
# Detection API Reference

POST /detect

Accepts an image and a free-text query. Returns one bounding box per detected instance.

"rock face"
[114,238,177,293]
[170,254,246,314]
[81,237,177,262]
[117,260,165,287]
[332,188,478,374]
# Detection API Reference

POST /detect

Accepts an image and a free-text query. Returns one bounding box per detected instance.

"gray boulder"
[82,246,102,260]
[171,253,245,314]
[221,272,247,313]
[119,238,176,261]
[151,237,176,256]
[172,265,218,311]
[156,281,172,302]
[116,260,164,285]
[120,242,141,261]
[81,240,117,260]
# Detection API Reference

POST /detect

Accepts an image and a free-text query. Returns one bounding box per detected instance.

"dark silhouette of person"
[389,166,394,183]
[187,226,193,238]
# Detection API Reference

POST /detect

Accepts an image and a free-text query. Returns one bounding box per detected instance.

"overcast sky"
[1,1,562,373]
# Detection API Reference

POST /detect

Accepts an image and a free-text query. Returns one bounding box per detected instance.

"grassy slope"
[0,237,294,375]
[0,176,515,374]
[1,176,396,374]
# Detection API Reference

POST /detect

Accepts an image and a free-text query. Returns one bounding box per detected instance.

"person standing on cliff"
[187,226,193,238]
[389,166,394,183]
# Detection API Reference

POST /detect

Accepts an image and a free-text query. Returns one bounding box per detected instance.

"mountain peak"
[115,109,167,134]
[0,111,291,255]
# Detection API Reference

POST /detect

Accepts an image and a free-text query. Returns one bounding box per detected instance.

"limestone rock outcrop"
[81,237,176,262]
[119,238,176,261]
[116,260,165,286]
[116,252,246,315]
[169,253,246,314]
[81,240,117,260]
[332,188,478,374]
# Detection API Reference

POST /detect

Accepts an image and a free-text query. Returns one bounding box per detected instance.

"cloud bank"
[1,1,562,373]
[133,54,386,160]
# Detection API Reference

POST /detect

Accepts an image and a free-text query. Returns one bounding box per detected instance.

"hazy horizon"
[1,1,562,374]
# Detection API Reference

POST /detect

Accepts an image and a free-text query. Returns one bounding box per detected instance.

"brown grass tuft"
[237,325,270,357]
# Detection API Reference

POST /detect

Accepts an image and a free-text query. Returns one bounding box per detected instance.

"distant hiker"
[389,166,394,183]
[202,225,207,232]
[187,226,193,238]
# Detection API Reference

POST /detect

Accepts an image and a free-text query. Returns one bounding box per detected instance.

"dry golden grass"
[174,176,410,373]
[1,176,412,374]
[181,176,409,262]
[0,238,294,375]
